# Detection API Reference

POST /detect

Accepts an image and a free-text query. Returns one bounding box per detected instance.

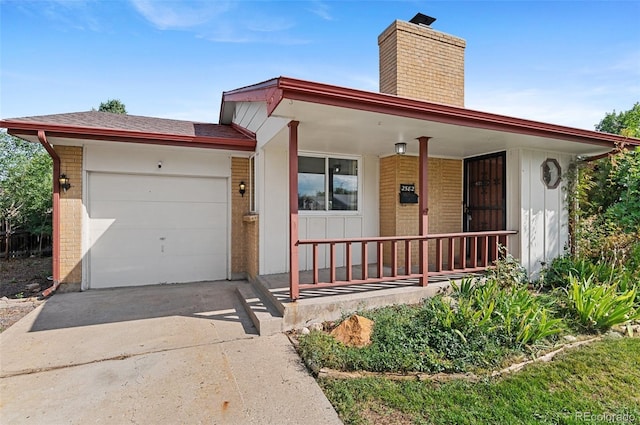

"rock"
[563,335,578,342]
[604,330,623,339]
[308,322,323,332]
[330,315,374,348]
[27,283,40,292]
[441,296,458,308]
[300,327,310,335]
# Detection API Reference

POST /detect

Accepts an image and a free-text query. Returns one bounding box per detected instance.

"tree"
[595,102,640,138]
[584,103,640,232]
[573,103,640,260]
[97,99,127,114]
[0,132,53,255]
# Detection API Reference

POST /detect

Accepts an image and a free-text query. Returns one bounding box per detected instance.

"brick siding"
[379,155,463,267]
[231,157,251,278]
[378,20,466,107]
[56,145,83,289]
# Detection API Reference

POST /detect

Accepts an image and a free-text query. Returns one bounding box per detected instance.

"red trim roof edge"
[274,76,639,147]
[1,121,256,151]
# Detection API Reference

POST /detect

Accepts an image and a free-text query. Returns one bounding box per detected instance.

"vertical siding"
[506,149,521,260]
[259,145,289,275]
[260,150,379,274]
[517,149,572,277]
[297,155,380,271]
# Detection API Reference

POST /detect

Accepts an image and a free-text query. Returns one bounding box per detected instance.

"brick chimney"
[378,13,466,107]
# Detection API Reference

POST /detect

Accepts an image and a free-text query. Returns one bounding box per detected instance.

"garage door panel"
[90,201,227,228]
[90,174,225,203]
[91,254,226,287]
[88,172,228,288]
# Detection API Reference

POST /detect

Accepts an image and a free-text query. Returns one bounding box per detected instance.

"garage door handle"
[160,237,166,241]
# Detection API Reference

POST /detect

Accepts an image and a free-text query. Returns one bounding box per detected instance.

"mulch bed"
[0,257,53,299]
[0,257,52,332]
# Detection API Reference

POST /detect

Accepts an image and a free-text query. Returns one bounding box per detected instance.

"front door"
[464,152,506,233]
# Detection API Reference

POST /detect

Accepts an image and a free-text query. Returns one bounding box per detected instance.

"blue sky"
[1,0,638,130]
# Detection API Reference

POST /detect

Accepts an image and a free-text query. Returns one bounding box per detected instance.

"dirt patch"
[0,257,52,332]
[0,257,52,299]
[0,299,43,332]
[360,402,415,425]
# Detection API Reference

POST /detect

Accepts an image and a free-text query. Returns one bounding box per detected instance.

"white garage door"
[88,173,228,288]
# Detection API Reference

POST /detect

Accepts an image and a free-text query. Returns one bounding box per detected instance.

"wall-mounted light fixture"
[239,181,246,197]
[395,142,407,155]
[59,174,71,192]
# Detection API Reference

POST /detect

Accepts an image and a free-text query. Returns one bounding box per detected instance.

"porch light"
[59,174,71,192]
[395,142,407,155]
[239,181,246,197]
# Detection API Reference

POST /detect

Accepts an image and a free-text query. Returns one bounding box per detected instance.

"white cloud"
[466,85,638,130]
[245,17,294,33]
[129,0,232,29]
[308,1,332,21]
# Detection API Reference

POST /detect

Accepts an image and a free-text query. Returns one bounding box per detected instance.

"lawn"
[319,337,640,425]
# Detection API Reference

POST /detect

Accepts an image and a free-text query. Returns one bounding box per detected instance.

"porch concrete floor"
[249,265,481,332]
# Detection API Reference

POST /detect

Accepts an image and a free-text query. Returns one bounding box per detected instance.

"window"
[298,155,358,211]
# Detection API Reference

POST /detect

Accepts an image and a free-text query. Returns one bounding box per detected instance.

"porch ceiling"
[270,99,611,158]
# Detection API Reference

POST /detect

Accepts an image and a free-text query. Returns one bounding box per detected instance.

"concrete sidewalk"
[0,281,342,425]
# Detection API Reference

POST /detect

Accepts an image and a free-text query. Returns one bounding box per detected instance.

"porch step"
[252,276,287,316]
[236,284,283,336]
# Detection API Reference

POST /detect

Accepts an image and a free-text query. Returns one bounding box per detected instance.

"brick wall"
[379,155,463,268]
[243,215,259,279]
[56,145,83,290]
[378,20,466,107]
[231,157,251,278]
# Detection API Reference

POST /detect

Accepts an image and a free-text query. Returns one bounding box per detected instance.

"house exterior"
[2,15,638,299]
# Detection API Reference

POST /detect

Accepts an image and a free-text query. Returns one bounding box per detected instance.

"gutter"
[37,130,61,297]
[578,140,635,162]
[579,150,617,162]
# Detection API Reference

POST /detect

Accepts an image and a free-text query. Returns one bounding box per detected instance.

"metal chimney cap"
[409,13,436,27]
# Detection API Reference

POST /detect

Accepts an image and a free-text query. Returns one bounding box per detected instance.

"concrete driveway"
[0,281,342,424]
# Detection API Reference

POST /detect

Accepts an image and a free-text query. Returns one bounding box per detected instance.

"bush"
[452,279,563,346]
[541,246,640,300]
[566,274,640,332]
[297,278,564,375]
[487,246,529,288]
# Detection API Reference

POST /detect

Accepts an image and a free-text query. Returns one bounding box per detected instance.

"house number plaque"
[399,183,419,204]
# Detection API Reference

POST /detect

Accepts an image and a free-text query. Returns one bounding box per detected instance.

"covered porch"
[222,77,619,304]
[287,121,517,300]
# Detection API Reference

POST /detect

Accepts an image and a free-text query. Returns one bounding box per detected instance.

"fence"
[0,231,52,258]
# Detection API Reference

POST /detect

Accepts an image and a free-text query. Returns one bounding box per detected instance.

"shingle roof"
[2,111,246,140]
[0,111,256,151]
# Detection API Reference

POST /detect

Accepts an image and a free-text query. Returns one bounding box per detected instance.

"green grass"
[320,338,640,425]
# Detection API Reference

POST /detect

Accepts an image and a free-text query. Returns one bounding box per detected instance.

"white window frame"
[298,151,362,215]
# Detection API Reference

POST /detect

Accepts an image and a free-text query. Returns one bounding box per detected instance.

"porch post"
[288,121,300,301]
[418,136,431,286]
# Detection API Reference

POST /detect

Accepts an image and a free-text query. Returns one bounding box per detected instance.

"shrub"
[453,279,564,347]
[566,274,640,331]
[487,246,529,288]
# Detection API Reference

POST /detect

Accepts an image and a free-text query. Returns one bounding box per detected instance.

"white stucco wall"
[507,148,572,277]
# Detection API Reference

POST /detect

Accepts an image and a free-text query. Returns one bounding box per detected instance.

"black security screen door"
[464,152,506,232]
